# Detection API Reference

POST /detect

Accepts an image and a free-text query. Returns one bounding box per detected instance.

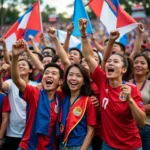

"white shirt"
[5,79,38,138]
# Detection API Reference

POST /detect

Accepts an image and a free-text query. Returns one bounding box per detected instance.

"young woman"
[131,53,150,150]
[58,64,97,150]
[79,18,146,150]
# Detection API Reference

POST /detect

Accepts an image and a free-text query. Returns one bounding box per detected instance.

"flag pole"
[85,0,92,7]
[38,0,43,32]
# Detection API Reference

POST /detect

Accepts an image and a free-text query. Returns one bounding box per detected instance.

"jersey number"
[102,98,109,109]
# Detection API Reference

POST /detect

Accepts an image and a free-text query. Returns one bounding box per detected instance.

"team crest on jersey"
[54,104,58,113]
[60,124,64,133]
[73,107,82,116]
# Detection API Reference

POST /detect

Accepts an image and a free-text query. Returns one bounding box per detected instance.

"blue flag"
[72,0,93,36]
[119,34,128,46]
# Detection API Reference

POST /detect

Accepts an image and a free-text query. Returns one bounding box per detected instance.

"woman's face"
[18,60,32,76]
[105,55,126,79]
[134,56,149,76]
[67,66,84,93]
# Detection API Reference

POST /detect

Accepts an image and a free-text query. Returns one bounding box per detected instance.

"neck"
[21,75,30,83]
[134,75,146,83]
[109,78,122,88]
[47,90,55,100]
[33,69,40,76]
[70,90,80,101]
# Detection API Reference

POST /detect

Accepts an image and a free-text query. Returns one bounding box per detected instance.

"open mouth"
[46,79,53,85]
[108,68,114,73]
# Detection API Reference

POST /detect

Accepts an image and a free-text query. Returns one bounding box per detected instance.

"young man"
[11,40,64,150]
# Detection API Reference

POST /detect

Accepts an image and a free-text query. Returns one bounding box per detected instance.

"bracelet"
[81,35,87,38]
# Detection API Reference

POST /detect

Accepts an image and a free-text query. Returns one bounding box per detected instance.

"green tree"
[41,4,56,22]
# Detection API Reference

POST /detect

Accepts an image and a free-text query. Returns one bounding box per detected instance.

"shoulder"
[29,80,38,86]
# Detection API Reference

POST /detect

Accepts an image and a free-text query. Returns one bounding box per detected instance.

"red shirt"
[0,95,11,127]
[19,84,63,150]
[91,66,144,150]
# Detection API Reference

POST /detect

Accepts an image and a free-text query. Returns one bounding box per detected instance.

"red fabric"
[19,84,63,150]
[2,96,11,112]
[91,66,144,150]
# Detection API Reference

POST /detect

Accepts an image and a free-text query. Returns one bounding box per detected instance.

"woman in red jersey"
[79,18,146,150]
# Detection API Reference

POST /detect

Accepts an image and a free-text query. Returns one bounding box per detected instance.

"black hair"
[61,63,94,96]
[104,39,125,53]
[93,49,102,65]
[134,53,150,71]
[43,63,64,79]
[43,47,56,56]
[18,59,34,81]
[141,48,150,53]
[32,51,43,61]
[51,55,60,63]
[112,53,133,81]
[69,48,83,60]
[0,55,4,60]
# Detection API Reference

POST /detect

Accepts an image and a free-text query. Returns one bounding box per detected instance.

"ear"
[29,69,33,74]
[58,79,63,86]
[122,67,127,74]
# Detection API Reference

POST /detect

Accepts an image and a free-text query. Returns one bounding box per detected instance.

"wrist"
[128,97,134,104]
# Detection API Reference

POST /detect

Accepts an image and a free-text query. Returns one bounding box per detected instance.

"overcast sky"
[43,0,89,16]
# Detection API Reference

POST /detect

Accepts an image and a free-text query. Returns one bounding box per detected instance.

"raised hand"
[12,39,27,56]
[28,35,34,42]
[109,30,120,41]
[0,37,6,49]
[90,34,96,42]
[66,22,74,35]
[78,18,88,35]
[0,63,10,72]
[40,33,44,41]
[138,23,145,33]
[46,27,57,38]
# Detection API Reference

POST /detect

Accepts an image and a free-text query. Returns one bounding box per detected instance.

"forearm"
[146,37,150,48]
[63,34,71,53]
[93,40,104,53]
[43,39,49,47]
[130,33,142,60]
[101,40,114,70]
[128,98,146,127]
[0,72,3,90]
[26,49,44,72]
[80,126,94,150]
[2,50,11,65]
[31,41,41,53]
[0,113,9,139]
[144,104,150,114]
[11,56,20,83]
[52,37,71,70]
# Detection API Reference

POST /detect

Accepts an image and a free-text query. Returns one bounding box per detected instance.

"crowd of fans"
[0,18,149,150]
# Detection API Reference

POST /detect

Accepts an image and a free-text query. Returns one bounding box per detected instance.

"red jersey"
[19,84,62,150]
[91,66,144,150]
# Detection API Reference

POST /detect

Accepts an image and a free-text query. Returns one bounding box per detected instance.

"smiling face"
[67,66,84,93]
[105,55,127,79]
[42,67,61,91]
[134,56,149,76]
[68,50,81,64]
[18,60,32,76]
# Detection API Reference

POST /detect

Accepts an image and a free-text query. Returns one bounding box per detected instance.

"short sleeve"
[2,96,11,112]
[22,84,40,105]
[86,97,97,126]
[91,66,106,90]
[131,85,145,112]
